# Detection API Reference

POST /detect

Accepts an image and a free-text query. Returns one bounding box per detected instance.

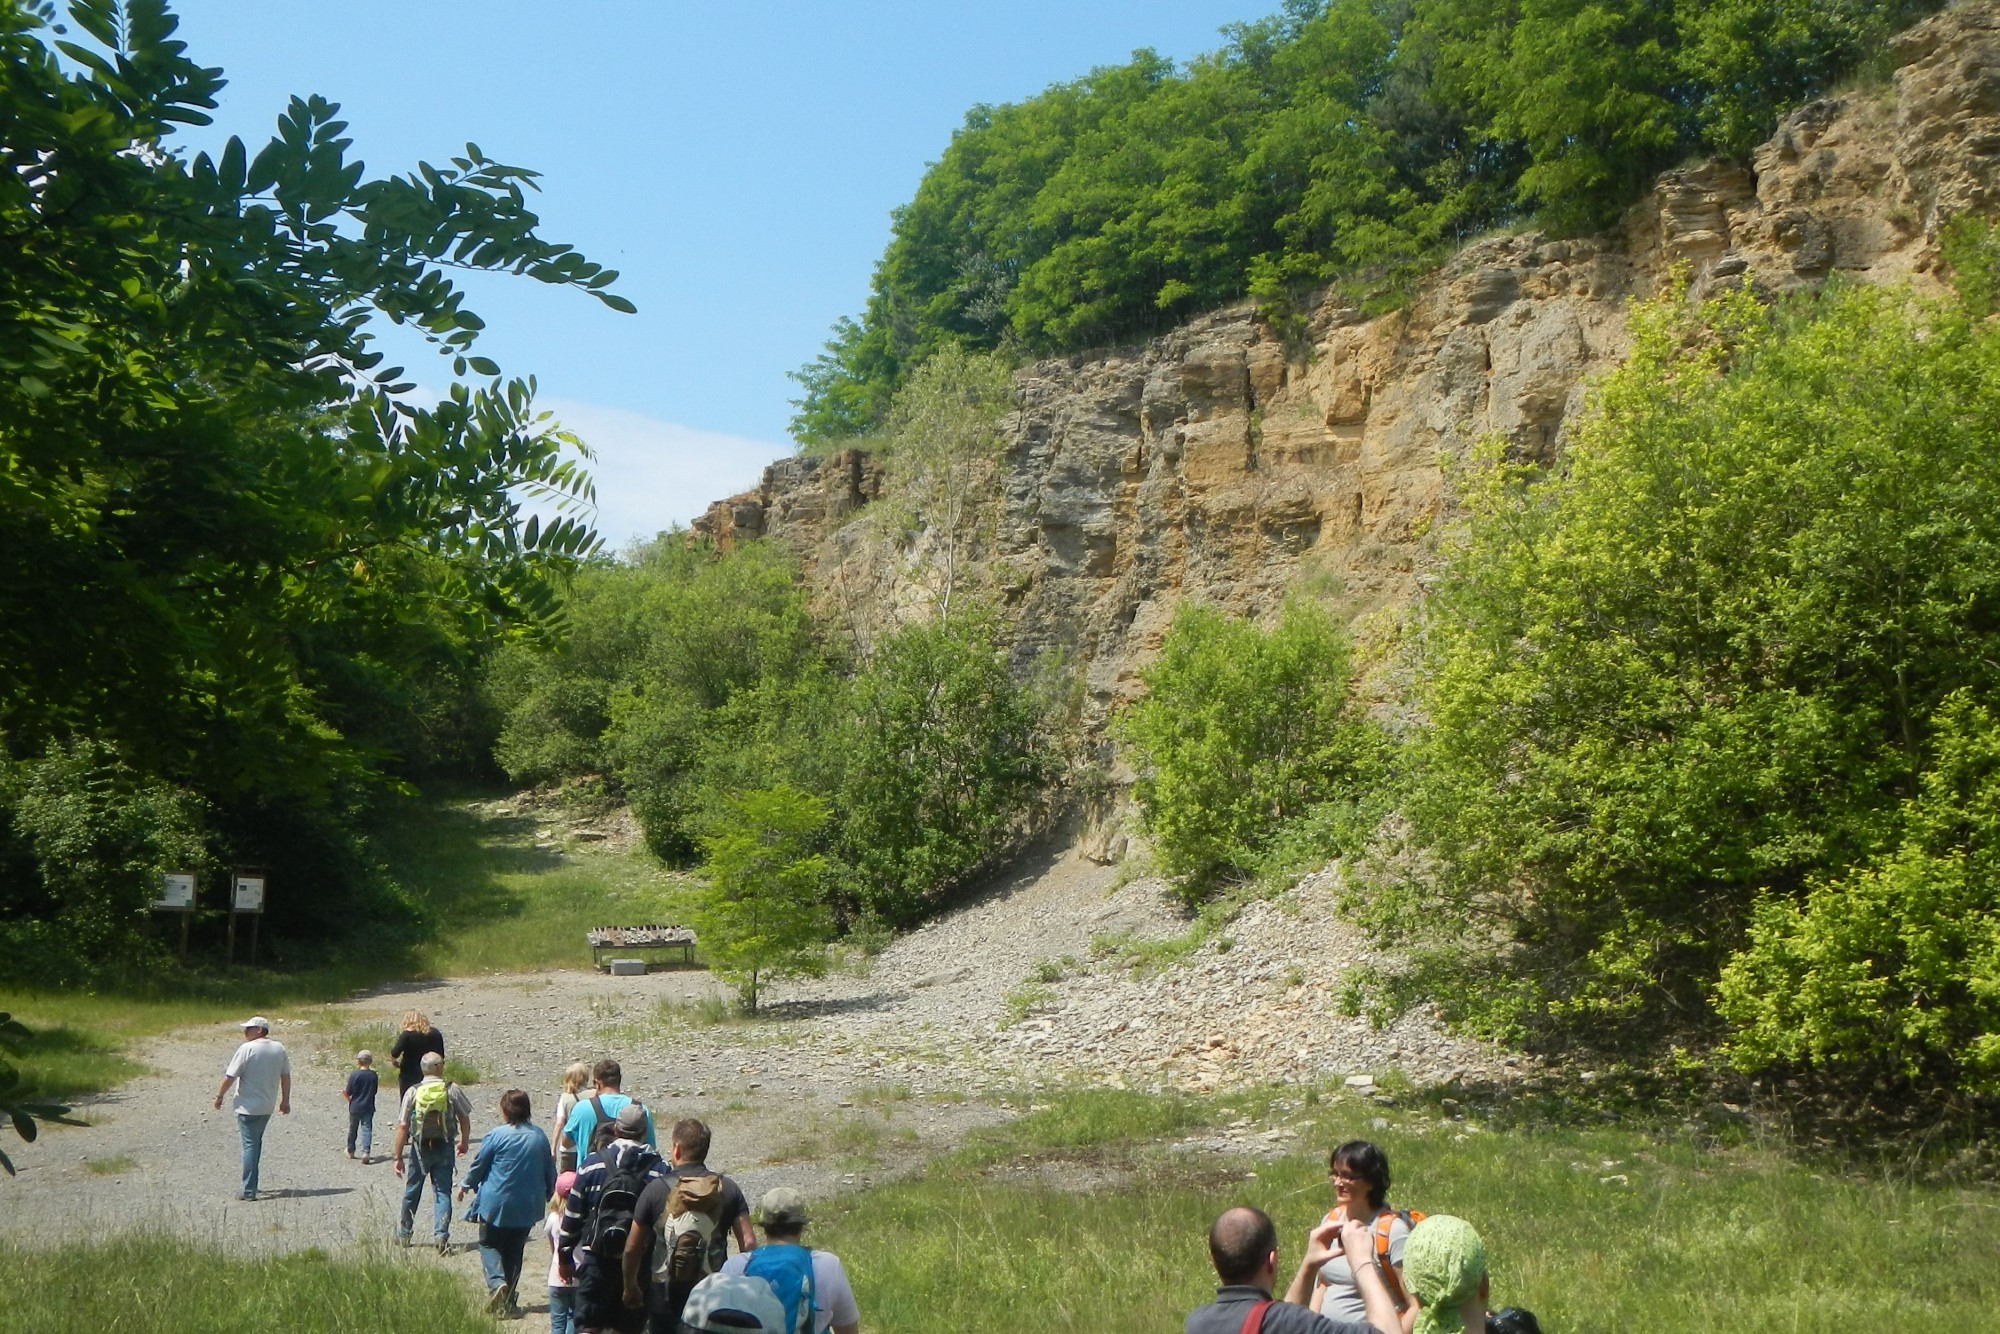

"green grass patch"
[83,1154,135,1176]
[0,1235,492,1333]
[372,794,694,977]
[441,1058,482,1086]
[0,992,252,1102]
[809,1089,2000,1334]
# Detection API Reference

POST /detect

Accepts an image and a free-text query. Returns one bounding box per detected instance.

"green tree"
[0,0,628,961]
[1117,600,1375,898]
[791,0,1941,436]
[690,786,833,1013]
[1381,281,2000,1052]
[838,614,1067,926]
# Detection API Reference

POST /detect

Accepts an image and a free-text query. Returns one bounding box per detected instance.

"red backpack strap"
[1238,1299,1273,1334]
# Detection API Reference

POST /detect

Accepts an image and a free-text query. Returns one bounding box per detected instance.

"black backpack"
[585,1094,645,1157]
[582,1142,657,1260]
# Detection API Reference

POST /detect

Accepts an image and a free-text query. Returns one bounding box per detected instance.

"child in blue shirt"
[343,1050,379,1163]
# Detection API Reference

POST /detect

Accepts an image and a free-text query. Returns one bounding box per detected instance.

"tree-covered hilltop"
[791,0,1941,443]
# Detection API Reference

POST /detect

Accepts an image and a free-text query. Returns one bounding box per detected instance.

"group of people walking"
[216,1012,861,1334]
[216,1014,1534,1334]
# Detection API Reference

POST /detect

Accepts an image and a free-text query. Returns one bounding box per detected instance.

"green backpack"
[413,1080,454,1150]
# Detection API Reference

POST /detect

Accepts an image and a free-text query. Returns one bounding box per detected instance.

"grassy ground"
[4,1088,1995,1331]
[808,1089,2000,1334]
[1,792,685,1102]
[0,1235,494,1334]
[369,792,691,977]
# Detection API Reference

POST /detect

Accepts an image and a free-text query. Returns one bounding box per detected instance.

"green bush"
[1719,692,2000,1098]
[1117,600,1380,899]
[0,739,206,986]
[1379,280,2000,1067]
[837,613,1069,926]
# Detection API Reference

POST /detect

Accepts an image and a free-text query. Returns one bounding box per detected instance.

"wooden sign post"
[229,870,267,965]
[152,871,196,961]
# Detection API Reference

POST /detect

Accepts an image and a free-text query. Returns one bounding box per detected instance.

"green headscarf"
[1400,1215,1487,1334]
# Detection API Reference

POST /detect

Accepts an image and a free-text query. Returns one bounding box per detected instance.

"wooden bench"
[586,925,697,971]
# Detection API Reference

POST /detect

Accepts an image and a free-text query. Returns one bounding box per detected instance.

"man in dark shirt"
[622,1117,755,1334]
[559,1105,665,1334]
[1186,1206,1401,1334]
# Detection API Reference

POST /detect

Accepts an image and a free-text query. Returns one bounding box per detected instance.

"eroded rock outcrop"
[696,1,2000,727]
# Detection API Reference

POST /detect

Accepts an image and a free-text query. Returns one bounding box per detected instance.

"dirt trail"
[0,837,1489,1283]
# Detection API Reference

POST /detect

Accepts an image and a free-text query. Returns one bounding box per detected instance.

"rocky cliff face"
[698,2,2000,728]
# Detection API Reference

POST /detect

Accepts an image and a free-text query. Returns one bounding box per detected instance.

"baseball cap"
[679,1274,785,1333]
[554,1170,577,1200]
[756,1186,810,1230]
[613,1102,649,1137]
[240,1016,271,1031]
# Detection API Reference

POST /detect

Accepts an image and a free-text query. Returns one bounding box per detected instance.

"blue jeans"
[548,1285,576,1334]
[347,1109,374,1156]
[398,1144,454,1242]
[236,1113,270,1197]
[478,1222,533,1295]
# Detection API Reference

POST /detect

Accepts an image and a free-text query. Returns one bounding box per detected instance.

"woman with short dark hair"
[459,1088,556,1318]
[1314,1140,1416,1329]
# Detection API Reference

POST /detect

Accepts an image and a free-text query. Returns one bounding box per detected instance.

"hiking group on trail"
[212,1012,1532,1333]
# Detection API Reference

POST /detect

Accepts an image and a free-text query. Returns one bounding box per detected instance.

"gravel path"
[0,836,1498,1284]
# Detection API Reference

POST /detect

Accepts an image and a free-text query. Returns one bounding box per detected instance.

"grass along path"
[810,1090,2000,1334]
[10,1087,1995,1333]
[0,1235,500,1334]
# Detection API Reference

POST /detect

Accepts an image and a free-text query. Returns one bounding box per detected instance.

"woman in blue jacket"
[460,1088,558,1317]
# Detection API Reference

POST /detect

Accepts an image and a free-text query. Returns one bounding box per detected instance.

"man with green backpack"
[391,1050,473,1251]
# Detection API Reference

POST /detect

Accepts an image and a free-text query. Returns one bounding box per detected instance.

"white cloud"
[539,398,791,552]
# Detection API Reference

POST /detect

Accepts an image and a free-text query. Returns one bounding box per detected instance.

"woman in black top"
[387,1010,446,1098]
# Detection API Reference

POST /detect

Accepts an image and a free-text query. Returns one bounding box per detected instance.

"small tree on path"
[692,787,833,1013]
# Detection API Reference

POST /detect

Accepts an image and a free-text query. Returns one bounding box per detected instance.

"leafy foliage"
[690,787,834,1012]
[791,0,1937,440]
[487,541,1071,927]
[836,613,1070,926]
[0,739,206,985]
[0,1,630,975]
[1718,694,2000,1097]
[1117,601,1380,900]
[1375,281,2000,1092]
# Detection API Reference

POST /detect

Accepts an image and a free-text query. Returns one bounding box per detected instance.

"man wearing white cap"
[212,1016,289,1201]
[721,1188,860,1334]
[679,1274,785,1334]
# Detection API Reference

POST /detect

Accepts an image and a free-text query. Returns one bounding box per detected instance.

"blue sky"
[174,2,1278,545]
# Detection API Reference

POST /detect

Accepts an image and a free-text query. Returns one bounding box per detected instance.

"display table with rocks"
[586,925,696,971]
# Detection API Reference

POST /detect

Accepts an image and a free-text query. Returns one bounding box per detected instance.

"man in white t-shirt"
[212,1016,290,1201]
[721,1187,860,1334]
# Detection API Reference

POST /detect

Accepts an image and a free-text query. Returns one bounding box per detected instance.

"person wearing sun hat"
[721,1187,861,1334]
[212,1016,289,1202]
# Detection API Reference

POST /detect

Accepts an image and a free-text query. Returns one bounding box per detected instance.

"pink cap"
[554,1170,577,1200]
